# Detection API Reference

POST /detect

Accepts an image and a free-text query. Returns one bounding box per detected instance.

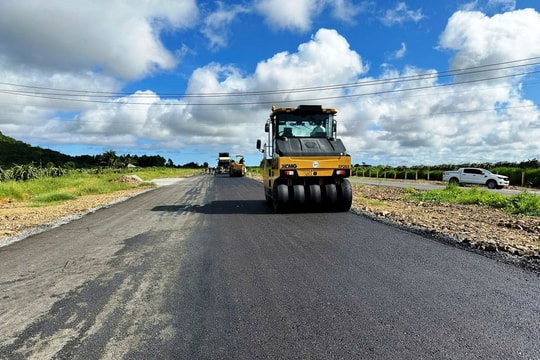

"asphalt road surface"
[1,175,539,359]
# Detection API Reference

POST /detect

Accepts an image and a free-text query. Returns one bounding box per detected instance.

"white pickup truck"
[442,168,509,189]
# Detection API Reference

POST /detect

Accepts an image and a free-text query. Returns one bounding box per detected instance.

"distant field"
[0,167,200,206]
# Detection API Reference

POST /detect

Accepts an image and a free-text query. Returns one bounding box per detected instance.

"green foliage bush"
[506,191,540,216]
[0,164,65,182]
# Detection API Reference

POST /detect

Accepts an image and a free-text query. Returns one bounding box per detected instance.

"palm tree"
[100,150,119,168]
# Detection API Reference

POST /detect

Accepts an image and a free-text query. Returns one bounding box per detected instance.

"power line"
[1,56,540,106]
[3,56,540,97]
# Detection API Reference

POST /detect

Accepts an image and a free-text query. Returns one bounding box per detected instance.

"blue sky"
[1,0,540,167]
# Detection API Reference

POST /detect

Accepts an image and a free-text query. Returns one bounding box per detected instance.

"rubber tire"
[449,177,459,185]
[292,184,305,207]
[273,183,289,213]
[324,183,338,210]
[308,184,322,207]
[486,180,497,189]
[337,179,353,212]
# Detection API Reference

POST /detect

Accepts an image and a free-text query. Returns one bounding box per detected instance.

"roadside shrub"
[404,187,417,194]
[460,187,506,208]
[11,164,41,181]
[247,166,261,175]
[489,167,540,187]
[408,183,461,202]
[0,163,66,182]
[524,169,540,188]
[506,192,540,216]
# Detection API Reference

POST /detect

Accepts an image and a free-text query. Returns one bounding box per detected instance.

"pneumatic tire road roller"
[257,105,352,213]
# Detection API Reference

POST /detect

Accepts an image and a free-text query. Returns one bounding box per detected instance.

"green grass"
[408,184,540,216]
[0,167,199,206]
[128,167,201,180]
[32,192,78,205]
[0,181,28,201]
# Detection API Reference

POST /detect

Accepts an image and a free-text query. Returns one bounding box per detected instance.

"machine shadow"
[151,200,273,215]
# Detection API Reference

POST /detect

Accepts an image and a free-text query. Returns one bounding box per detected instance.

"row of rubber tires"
[270,179,353,213]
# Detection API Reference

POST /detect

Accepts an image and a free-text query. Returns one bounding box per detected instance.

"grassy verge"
[406,184,540,216]
[0,167,200,206]
[128,167,201,180]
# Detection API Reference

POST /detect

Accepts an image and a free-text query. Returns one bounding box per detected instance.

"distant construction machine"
[229,154,246,177]
[256,105,352,213]
[216,152,231,174]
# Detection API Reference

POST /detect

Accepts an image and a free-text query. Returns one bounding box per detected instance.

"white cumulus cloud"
[255,0,323,32]
[439,9,540,71]
[380,2,424,26]
[0,0,198,79]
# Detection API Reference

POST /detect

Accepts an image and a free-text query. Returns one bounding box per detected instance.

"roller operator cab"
[256,105,352,213]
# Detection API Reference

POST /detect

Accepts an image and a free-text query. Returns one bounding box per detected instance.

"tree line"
[0,132,206,170]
